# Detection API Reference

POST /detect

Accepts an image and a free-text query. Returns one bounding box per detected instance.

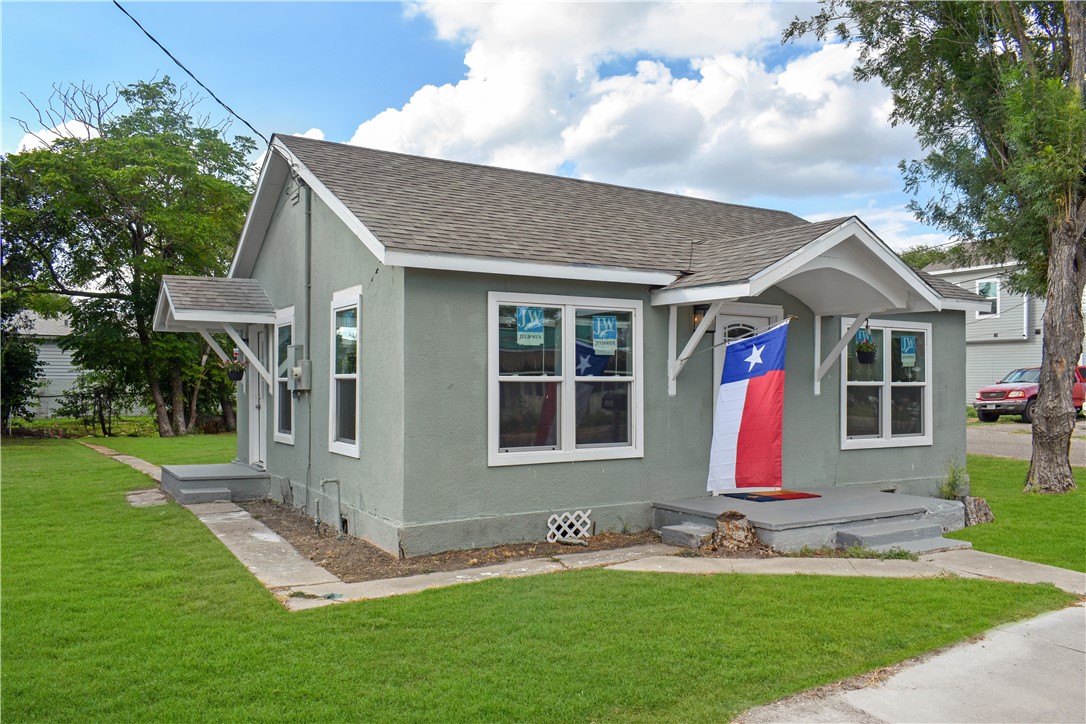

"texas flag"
[707,319,790,492]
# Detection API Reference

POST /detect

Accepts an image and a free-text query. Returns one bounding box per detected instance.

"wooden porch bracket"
[813,313,870,396]
[668,299,723,397]
[223,324,274,388]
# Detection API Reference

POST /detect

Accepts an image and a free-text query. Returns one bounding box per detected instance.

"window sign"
[900,335,917,368]
[591,315,617,355]
[516,306,545,346]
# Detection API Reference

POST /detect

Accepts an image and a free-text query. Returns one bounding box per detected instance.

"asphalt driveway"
[967,417,1086,464]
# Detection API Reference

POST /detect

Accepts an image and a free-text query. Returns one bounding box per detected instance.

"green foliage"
[789,545,919,561]
[0,440,1073,721]
[0,298,43,425]
[898,244,950,270]
[947,455,1086,571]
[938,458,968,500]
[1,78,254,435]
[56,370,140,436]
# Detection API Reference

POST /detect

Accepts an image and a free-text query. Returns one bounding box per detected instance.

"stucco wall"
[398,269,969,554]
[240,184,406,551]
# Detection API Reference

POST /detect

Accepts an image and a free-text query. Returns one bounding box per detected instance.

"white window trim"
[975,279,1001,318]
[840,317,933,450]
[273,306,295,445]
[487,291,644,467]
[329,286,361,458]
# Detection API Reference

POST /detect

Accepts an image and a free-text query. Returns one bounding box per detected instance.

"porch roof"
[153,275,276,333]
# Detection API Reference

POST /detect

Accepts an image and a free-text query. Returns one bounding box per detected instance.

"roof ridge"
[273,133,802,221]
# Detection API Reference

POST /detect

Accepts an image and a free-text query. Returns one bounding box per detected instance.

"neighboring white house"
[25,312,78,417]
[924,261,1086,404]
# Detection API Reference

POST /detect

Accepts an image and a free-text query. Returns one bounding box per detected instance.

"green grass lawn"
[946,455,1086,572]
[95,432,238,466]
[1,440,1075,721]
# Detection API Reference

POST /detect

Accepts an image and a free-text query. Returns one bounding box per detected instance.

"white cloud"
[347,1,928,228]
[806,203,951,253]
[16,120,98,152]
[295,128,325,140]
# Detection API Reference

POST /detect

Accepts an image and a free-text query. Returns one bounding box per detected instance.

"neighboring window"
[274,307,294,445]
[488,292,643,466]
[329,287,361,457]
[976,279,999,317]
[841,319,932,449]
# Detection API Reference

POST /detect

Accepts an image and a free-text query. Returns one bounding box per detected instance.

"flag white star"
[744,344,765,372]
[577,354,593,375]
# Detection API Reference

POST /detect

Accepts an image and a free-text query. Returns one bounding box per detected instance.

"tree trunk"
[1025,220,1085,493]
[220,395,237,432]
[186,353,208,434]
[169,363,188,436]
[148,374,173,437]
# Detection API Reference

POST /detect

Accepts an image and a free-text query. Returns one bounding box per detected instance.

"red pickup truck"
[974,366,1086,423]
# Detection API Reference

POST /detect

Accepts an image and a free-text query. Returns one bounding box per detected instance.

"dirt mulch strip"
[237,498,661,583]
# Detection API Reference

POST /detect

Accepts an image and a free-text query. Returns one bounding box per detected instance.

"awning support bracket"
[814,312,870,395]
[223,324,274,388]
[668,300,722,397]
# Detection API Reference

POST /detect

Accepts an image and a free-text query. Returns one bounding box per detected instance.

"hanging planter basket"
[856,349,876,365]
[227,369,245,381]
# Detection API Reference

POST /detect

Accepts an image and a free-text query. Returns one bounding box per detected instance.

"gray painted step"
[837,520,945,548]
[871,537,972,555]
[176,487,233,504]
[660,523,715,548]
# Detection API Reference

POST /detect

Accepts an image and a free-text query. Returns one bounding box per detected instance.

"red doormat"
[720,490,822,502]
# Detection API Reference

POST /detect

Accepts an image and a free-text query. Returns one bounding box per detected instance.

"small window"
[329,287,361,458]
[976,279,999,317]
[274,307,294,445]
[489,292,643,466]
[841,319,932,449]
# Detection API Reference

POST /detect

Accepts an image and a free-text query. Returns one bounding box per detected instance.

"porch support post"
[813,315,821,396]
[668,305,678,397]
[198,329,231,365]
[814,313,870,393]
[223,323,274,388]
[668,299,722,395]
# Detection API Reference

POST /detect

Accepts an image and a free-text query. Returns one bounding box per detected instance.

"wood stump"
[963,496,994,526]
[706,510,762,552]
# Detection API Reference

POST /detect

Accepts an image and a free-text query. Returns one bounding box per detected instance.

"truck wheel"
[977,411,999,422]
[1021,399,1036,424]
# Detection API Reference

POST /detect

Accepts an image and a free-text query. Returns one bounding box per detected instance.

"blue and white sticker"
[592,315,617,355]
[900,335,917,368]
[516,306,545,346]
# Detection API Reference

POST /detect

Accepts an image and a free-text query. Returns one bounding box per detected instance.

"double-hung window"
[975,279,1000,317]
[488,292,643,466]
[329,286,361,458]
[274,306,294,445]
[841,318,932,449]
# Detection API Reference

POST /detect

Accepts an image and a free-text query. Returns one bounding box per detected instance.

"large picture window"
[329,286,361,458]
[488,292,643,466]
[274,306,294,445]
[841,318,932,449]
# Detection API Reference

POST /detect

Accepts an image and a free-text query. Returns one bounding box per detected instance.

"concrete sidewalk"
[738,603,1086,724]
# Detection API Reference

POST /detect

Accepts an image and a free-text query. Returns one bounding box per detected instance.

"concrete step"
[836,520,945,548]
[175,487,233,504]
[870,537,972,555]
[660,523,715,548]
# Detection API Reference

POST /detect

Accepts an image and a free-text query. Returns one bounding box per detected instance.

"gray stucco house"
[155,134,989,556]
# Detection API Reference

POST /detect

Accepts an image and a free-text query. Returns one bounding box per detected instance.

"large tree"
[787,1,1086,493]
[1,78,255,436]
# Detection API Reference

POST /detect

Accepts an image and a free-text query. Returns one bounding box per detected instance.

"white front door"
[247,326,268,469]
[712,304,783,404]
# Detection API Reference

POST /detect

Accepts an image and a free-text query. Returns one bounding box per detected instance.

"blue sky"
[2,1,945,251]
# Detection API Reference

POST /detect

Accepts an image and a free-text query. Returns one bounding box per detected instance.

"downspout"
[302,180,314,514]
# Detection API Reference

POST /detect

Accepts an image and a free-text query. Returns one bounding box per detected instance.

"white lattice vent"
[547,509,592,543]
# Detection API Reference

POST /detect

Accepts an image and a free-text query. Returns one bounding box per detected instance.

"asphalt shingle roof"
[162,275,274,316]
[276,134,806,275]
[915,270,990,303]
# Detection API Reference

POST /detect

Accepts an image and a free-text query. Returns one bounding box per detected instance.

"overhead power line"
[111,0,269,145]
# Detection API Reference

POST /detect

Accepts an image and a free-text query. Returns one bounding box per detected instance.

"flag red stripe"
[735,370,784,488]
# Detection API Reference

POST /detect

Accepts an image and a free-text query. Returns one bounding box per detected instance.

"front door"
[713,310,779,404]
[247,326,268,469]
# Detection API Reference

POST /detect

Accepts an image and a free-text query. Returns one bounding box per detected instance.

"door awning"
[153,275,276,387]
